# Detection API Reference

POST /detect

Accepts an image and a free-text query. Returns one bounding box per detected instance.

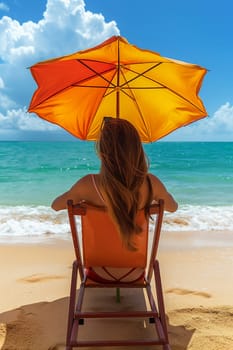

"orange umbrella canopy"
[28,36,207,142]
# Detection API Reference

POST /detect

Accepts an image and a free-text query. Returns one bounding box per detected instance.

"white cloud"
[0,2,9,12]
[0,0,119,64]
[0,108,58,130]
[0,0,119,138]
[0,91,16,109]
[207,102,233,131]
[0,76,4,88]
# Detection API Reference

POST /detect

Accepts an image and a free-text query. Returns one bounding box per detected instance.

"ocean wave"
[162,205,233,231]
[0,206,70,242]
[0,205,232,243]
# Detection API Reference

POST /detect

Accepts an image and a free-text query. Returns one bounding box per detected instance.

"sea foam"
[0,205,232,243]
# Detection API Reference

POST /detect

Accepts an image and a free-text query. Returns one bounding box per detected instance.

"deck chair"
[66,199,171,350]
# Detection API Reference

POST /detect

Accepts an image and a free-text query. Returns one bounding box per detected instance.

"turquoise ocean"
[0,141,232,243]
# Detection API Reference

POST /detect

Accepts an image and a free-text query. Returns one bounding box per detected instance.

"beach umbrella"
[28,36,207,142]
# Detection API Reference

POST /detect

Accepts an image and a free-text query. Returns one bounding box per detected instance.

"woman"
[52,118,178,251]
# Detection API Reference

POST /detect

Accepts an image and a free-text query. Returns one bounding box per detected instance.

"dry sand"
[0,230,233,350]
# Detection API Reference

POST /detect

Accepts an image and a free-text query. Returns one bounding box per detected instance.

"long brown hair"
[96,118,152,250]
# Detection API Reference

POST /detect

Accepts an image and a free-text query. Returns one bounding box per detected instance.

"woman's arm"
[149,174,178,212]
[51,190,71,211]
[51,175,90,211]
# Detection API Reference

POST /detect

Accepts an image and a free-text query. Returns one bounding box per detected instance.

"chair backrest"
[67,199,164,280]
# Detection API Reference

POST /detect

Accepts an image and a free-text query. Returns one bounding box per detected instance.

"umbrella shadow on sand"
[0,289,194,350]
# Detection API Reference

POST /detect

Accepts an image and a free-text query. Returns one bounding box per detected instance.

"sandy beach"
[0,230,233,350]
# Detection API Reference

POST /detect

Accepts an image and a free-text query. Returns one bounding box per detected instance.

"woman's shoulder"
[74,173,97,185]
[147,173,166,192]
[147,173,160,183]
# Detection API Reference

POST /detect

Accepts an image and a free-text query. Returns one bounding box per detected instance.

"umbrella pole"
[116,38,120,118]
[116,90,119,118]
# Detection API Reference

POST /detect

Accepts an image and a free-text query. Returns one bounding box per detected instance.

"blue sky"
[0,0,232,141]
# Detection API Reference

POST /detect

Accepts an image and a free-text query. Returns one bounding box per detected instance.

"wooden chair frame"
[65,199,171,349]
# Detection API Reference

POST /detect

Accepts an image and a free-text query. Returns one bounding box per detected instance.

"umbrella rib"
[72,85,113,88]
[70,60,204,113]
[121,64,206,113]
[119,70,153,142]
[30,60,117,108]
[76,59,116,87]
[73,85,163,89]
[120,62,163,87]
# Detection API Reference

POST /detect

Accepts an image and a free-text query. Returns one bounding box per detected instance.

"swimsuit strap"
[91,174,105,204]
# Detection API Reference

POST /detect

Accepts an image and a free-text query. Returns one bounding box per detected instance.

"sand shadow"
[0,289,194,350]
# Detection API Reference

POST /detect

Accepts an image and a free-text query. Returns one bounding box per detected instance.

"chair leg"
[163,344,172,350]
[66,260,78,350]
[153,259,169,344]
